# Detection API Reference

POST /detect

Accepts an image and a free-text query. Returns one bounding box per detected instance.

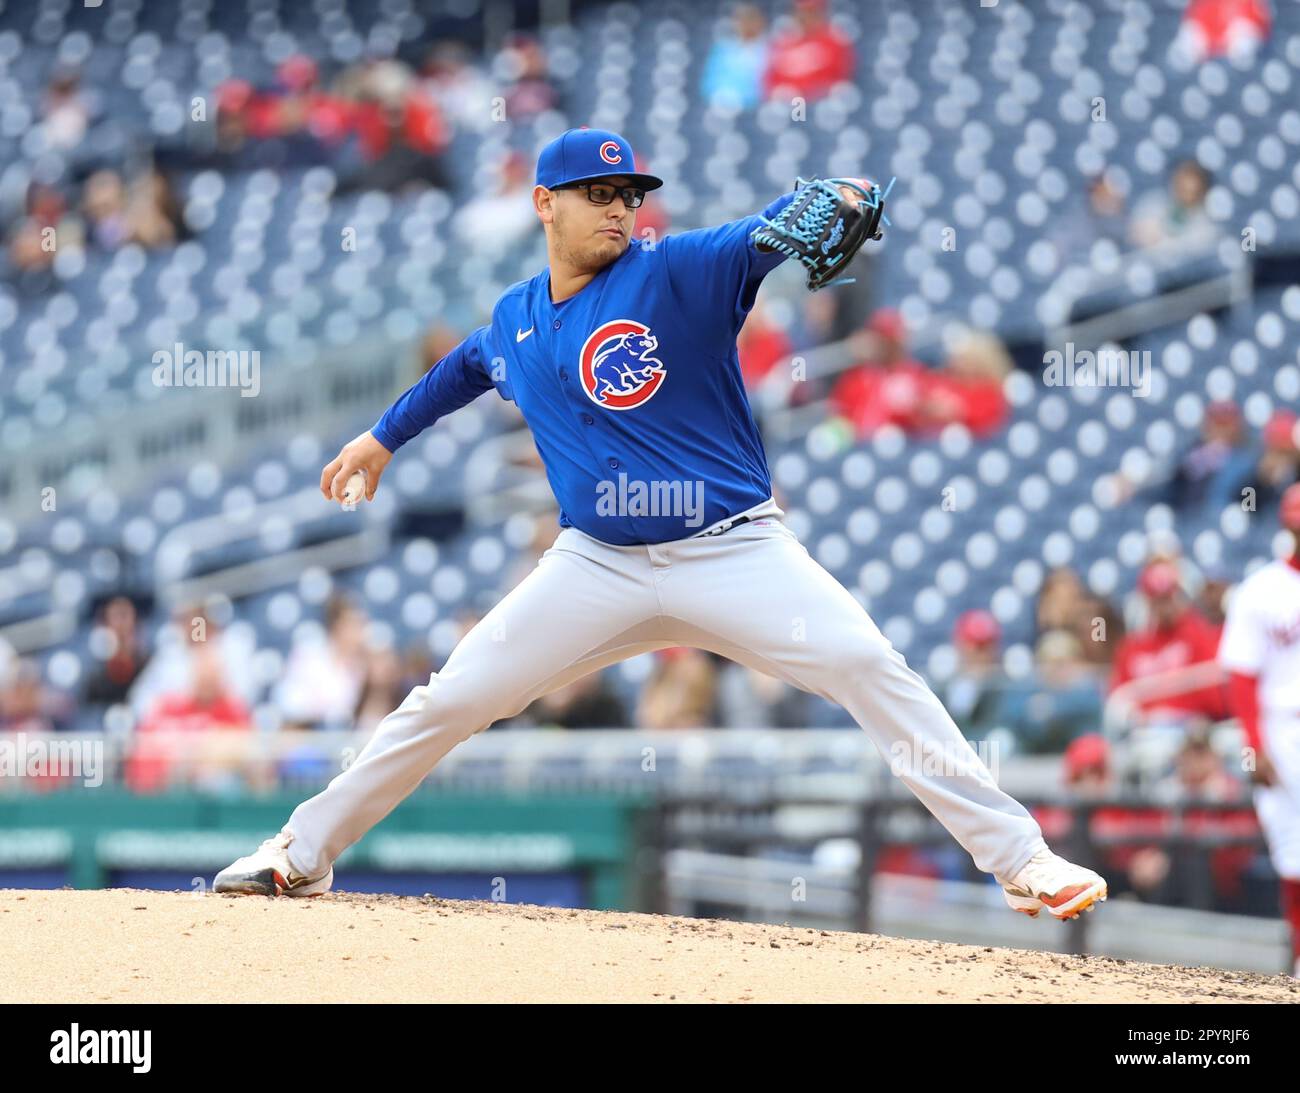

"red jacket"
[764,25,854,102]
[1110,608,1229,719]
[916,372,1008,437]
[127,693,250,793]
[831,361,927,436]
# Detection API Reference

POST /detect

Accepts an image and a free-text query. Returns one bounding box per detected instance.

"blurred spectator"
[829,309,928,437]
[914,331,1011,437]
[764,0,854,103]
[125,167,185,250]
[400,644,436,693]
[41,67,90,151]
[83,596,150,708]
[1228,409,1300,514]
[717,663,809,728]
[497,35,559,121]
[939,610,1007,742]
[81,169,131,250]
[1153,730,1245,804]
[1034,734,1255,912]
[274,594,370,730]
[637,648,718,729]
[1180,0,1271,62]
[422,41,496,134]
[0,659,74,733]
[353,645,408,735]
[522,671,628,730]
[342,60,450,193]
[1109,561,1229,723]
[454,151,538,257]
[129,604,259,716]
[5,181,75,281]
[1051,170,1128,260]
[127,641,252,793]
[1051,735,1176,904]
[274,54,353,153]
[1071,592,1125,669]
[1195,572,1230,630]
[1036,566,1088,637]
[1122,533,1206,636]
[702,4,769,110]
[1130,159,1215,250]
[737,298,793,389]
[419,323,466,376]
[1000,631,1105,755]
[1161,399,1253,512]
[1062,733,1112,797]
[202,79,253,160]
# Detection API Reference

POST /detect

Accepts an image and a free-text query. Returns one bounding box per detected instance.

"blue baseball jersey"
[372,191,797,545]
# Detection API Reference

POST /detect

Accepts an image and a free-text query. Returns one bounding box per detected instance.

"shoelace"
[261,831,293,853]
[1020,849,1095,890]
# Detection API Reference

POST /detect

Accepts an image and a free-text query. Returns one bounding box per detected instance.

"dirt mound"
[3,888,1295,1003]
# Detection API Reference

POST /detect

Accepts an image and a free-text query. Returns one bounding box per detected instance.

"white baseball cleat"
[998,848,1107,921]
[214,830,333,898]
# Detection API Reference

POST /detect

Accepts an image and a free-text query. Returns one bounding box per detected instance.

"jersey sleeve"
[1218,584,1267,674]
[1108,638,1134,693]
[661,190,796,331]
[371,325,497,453]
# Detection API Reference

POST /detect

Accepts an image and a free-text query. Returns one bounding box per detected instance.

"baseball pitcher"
[216,128,1107,921]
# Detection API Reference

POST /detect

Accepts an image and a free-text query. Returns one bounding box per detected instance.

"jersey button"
[581,413,593,425]
[608,458,620,470]
[559,368,568,381]
[552,320,561,330]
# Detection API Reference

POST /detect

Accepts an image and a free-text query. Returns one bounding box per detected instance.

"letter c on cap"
[599,141,623,165]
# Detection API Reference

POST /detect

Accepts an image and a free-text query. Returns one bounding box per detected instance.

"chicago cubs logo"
[579,320,666,410]
[598,140,623,165]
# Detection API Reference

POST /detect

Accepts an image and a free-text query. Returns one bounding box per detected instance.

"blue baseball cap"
[535,128,663,192]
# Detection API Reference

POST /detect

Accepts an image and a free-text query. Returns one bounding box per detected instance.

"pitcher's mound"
[3,888,1295,1003]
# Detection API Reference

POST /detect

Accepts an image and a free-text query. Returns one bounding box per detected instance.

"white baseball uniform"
[1219,559,1300,879]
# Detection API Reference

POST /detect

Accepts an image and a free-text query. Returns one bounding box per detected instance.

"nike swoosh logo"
[516,327,534,343]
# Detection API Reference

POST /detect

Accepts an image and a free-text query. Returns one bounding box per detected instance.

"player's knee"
[825,633,896,678]
[399,670,504,741]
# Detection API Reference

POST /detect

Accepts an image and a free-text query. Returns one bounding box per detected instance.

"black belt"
[697,515,753,538]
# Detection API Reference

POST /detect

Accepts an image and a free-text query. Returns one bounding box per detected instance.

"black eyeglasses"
[556,182,646,208]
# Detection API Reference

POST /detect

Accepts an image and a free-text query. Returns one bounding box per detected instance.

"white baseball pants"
[1256,712,1300,880]
[282,504,1049,881]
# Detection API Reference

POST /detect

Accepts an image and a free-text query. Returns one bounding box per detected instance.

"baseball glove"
[751,176,887,291]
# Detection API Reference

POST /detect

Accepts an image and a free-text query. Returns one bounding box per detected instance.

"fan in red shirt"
[1181,0,1271,62]
[829,309,929,436]
[1110,561,1230,722]
[126,643,251,793]
[914,330,1011,438]
[831,313,1010,439]
[737,300,793,390]
[764,0,855,104]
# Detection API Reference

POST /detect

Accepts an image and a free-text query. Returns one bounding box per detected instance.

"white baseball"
[341,469,367,505]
